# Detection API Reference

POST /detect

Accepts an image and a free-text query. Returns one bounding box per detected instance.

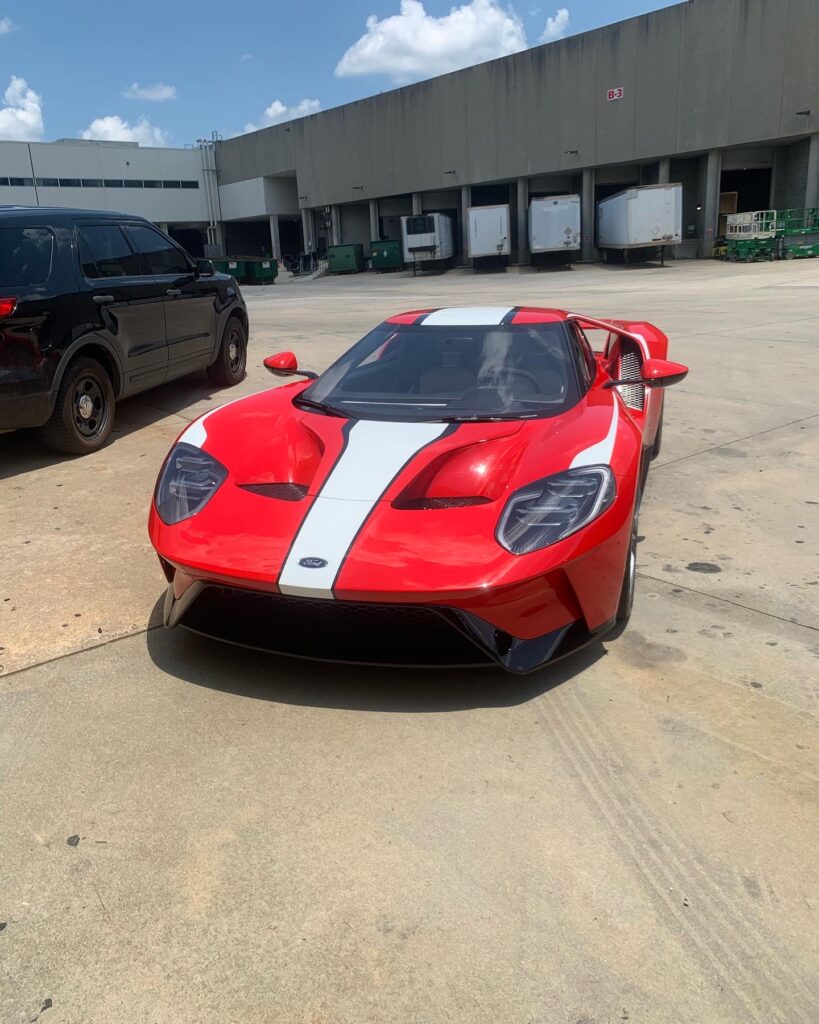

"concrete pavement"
[1,259,817,1022]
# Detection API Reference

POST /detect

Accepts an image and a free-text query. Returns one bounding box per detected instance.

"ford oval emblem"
[299,557,328,569]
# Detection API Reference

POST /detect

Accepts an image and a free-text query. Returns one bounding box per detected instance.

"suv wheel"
[40,356,115,455]
[208,317,247,387]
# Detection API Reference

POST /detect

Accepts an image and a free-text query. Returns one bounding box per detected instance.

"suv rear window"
[0,227,54,287]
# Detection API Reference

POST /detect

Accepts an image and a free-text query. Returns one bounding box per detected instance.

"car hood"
[178,382,619,501]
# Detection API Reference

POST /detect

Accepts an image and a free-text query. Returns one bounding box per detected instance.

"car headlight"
[497,465,616,554]
[155,443,228,525]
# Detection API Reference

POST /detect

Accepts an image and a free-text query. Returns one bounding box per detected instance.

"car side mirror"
[604,357,688,390]
[195,258,215,276]
[263,351,318,380]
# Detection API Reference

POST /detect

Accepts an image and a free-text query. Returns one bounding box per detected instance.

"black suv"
[0,206,249,453]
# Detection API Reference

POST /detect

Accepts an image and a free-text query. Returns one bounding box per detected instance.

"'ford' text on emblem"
[299,557,328,569]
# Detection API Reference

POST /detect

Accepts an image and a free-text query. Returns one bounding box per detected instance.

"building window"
[123,179,144,188]
[58,178,82,188]
[8,177,34,187]
[180,180,199,189]
[143,180,162,189]
[104,179,124,188]
[35,177,59,187]
[0,177,9,186]
[162,180,181,188]
[81,178,103,188]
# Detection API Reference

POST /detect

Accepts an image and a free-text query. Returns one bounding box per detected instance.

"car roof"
[0,206,151,223]
[385,306,569,326]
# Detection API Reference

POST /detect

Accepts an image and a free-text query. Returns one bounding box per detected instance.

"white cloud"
[240,53,253,62]
[0,16,14,34]
[81,114,169,146]
[0,76,43,141]
[540,7,569,42]
[335,0,528,83]
[243,97,321,133]
[122,82,176,101]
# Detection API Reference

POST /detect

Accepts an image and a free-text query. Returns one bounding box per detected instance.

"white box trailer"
[467,204,511,258]
[597,184,682,250]
[529,195,581,253]
[401,213,454,265]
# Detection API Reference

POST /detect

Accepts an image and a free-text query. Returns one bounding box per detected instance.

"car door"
[76,222,168,393]
[125,223,217,381]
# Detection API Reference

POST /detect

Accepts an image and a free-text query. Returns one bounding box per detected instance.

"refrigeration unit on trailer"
[467,204,511,266]
[597,184,682,263]
[401,213,454,269]
[529,195,581,261]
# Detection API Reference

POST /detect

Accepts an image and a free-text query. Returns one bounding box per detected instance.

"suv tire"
[208,317,247,387]
[40,356,115,455]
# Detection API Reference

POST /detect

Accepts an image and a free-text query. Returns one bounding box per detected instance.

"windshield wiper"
[294,396,353,419]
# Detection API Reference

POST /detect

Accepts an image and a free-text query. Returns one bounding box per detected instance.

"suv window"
[127,224,191,276]
[0,227,55,287]
[78,224,140,279]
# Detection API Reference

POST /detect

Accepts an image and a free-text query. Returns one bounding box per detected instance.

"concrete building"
[2,0,818,264]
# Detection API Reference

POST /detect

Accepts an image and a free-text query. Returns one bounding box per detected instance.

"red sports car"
[149,306,687,674]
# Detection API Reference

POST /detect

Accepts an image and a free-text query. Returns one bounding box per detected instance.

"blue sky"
[0,0,680,146]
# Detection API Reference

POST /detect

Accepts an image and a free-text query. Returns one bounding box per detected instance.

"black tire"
[650,406,663,461]
[616,510,638,624]
[39,356,115,455]
[207,317,247,387]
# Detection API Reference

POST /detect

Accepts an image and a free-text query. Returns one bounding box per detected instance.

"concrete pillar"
[658,158,671,184]
[581,167,595,262]
[702,149,721,257]
[158,222,169,234]
[369,199,380,242]
[806,133,819,210]
[330,205,342,247]
[412,192,423,215]
[460,185,471,265]
[268,215,281,260]
[516,176,528,265]
[301,208,314,253]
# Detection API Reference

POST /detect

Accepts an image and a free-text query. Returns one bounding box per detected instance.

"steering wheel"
[477,368,544,393]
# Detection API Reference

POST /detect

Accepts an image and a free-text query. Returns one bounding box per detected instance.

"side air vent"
[393,496,492,510]
[618,347,645,411]
[239,483,309,501]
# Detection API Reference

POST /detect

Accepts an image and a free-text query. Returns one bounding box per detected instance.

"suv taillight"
[0,297,17,318]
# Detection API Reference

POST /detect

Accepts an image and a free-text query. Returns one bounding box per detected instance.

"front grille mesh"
[180,586,491,666]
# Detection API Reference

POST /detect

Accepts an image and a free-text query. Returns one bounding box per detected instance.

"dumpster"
[213,257,246,281]
[328,244,365,274]
[243,257,278,284]
[370,239,403,271]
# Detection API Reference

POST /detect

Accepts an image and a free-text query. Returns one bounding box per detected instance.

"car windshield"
[299,322,579,422]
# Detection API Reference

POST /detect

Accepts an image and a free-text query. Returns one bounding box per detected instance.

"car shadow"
[144,595,608,713]
[0,371,231,481]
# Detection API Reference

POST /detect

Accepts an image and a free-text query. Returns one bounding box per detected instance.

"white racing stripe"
[279,419,448,599]
[570,399,619,467]
[422,306,513,326]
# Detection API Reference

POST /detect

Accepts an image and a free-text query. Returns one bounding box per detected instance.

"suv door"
[124,223,217,381]
[76,222,168,393]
